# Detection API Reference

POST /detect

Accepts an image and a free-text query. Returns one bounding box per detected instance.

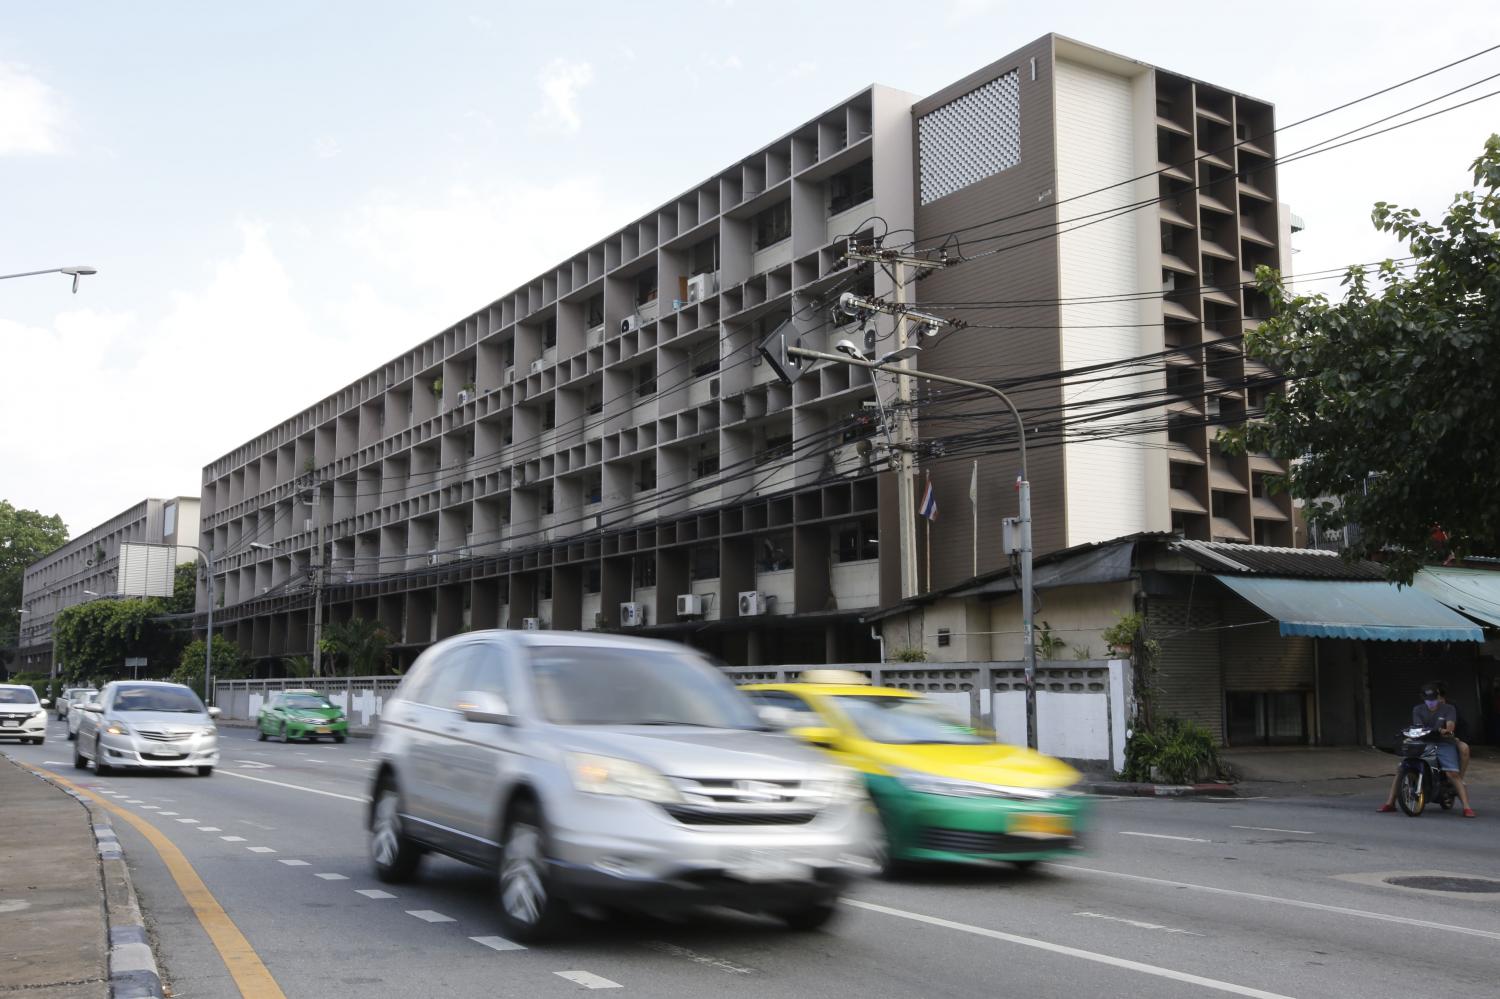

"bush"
[1121,717,1223,784]
[891,646,928,663]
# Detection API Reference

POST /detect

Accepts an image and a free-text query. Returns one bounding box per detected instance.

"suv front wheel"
[370,781,423,883]
[496,799,567,942]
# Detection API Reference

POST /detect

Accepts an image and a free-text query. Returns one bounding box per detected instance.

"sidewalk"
[0,758,108,997]
[1222,744,1500,796]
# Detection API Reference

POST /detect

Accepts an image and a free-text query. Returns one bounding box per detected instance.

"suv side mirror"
[789,725,840,749]
[207,706,222,718]
[39,698,51,707]
[457,690,516,726]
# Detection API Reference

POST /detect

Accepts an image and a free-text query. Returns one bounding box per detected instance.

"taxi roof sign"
[798,669,871,686]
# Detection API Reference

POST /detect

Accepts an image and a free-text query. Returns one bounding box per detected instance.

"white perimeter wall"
[1053,54,1167,545]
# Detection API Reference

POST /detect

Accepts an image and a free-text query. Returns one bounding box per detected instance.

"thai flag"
[919,474,938,521]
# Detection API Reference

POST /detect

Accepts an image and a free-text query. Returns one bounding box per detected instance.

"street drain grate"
[1384,875,1500,894]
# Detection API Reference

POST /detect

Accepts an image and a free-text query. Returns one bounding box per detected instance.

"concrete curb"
[1083,780,1237,797]
[26,767,167,999]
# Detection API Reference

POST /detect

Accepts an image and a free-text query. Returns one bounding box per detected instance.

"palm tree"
[318,617,392,677]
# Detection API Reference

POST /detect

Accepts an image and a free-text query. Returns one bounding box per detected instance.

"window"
[539,572,554,600]
[633,555,656,588]
[636,365,656,398]
[936,628,951,648]
[585,564,601,594]
[829,695,985,744]
[637,457,656,492]
[585,295,604,328]
[835,521,878,563]
[757,534,792,572]
[828,159,874,216]
[418,646,479,711]
[542,318,557,350]
[753,200,792,250]
[636,268,658,305]
[163,501,177,539]
[690,544,719,581]
[743,689,824,727]
[541,401,555,431]
[527,646,759,728]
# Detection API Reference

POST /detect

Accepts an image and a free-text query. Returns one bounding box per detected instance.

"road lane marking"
[177,818,199,824]
[554,971,622,989]
[124,799,144,804]
[1119,831,1210,843]
[845,900,1292,999]
[140,805,160,810]
[644,940,754,974]
[1054,865,1500,943]
[24,766,288,999]
[316,873,348,881]
[198,826,222,832]
[247,847,277,853]
[1231,825,1314,835]
[407,909,454,923]
[1074,912,1204,936]
[158,811,178,816]
[279,860,310,867]
[219,769,368,803]
[356,889,395,899]
[221,836,247,842]
[471,935,527,952]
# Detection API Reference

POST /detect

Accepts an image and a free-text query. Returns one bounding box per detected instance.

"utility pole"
[840,242,948,600]
[310,480,326,677]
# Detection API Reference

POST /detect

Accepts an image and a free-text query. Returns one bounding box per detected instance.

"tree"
[1229,135,1500,582]
[171,636,248,693]
[0,500,69,650]
[53,599,175,681]
[165,562,198,615]
[318,616,393,676]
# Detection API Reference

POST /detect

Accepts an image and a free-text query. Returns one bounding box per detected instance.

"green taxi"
[257,690,349,743]
[742,673,1087,872]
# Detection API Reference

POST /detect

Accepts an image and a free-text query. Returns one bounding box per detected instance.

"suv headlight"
[104,722,132,737]
[566,753,682,803]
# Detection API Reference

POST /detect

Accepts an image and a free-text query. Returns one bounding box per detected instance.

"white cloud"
[706,54,743,72]
[313,136,340,159]
[786,61,817,81]
[534,59,594,134]
[0,62,64,155]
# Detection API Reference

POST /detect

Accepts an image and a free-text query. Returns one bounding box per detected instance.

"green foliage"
[1121,717,1223,784]
[280,655,314,678]
[431,377,444,398]
[318,616,393,676]
[1101,612,1145,656]
[165,562,198,615]
[0,500,69,650]
[1225,135,1500,582]
[54,599,179,681]
[7,672,52,700]
[171,636,249,693]
[891,645,928,663]
[1037,621,1066,660]
[1071,644,1092,660]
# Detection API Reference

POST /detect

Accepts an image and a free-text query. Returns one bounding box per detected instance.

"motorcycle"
[1394,725,1458,816]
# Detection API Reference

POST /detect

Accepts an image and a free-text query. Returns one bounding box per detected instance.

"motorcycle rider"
[1378,682,1475,817]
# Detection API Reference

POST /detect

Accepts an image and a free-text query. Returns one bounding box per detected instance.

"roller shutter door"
[1150,596,1224,744]
[1220,597,1314,691]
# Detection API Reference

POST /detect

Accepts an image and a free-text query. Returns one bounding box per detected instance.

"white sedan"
[67,689,102,740]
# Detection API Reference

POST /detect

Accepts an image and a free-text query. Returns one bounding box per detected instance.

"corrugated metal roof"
[1414,567,1500,629]
[1175,539,1386,580]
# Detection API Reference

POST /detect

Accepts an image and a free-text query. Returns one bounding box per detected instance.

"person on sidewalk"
[1378,682,1475,817]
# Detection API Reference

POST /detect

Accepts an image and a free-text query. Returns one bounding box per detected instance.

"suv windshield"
[284,694,333,709]
[529,646,761,729]
[112,685,205,714]
[830,695,987,745]
[0,688,39,705]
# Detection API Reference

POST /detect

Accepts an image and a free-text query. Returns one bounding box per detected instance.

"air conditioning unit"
[738,591,766,616]
[530,359,546,376]
[522,616,543,631]
[456,389,471,405]
[305,518,315,533]
[586,324,605,349]
[620,314,640,335]
[1205,396,1222,418]
[427,550,439,566]
[457,547,471,560]
[84,557,95,568]
[503,366,516,385]
[620,601,646,627]
[686,273,716,302]
[676,593,703,617]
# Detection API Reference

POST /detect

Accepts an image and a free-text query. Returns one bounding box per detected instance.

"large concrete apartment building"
[16,497,199,676]
[198,34,1292,669]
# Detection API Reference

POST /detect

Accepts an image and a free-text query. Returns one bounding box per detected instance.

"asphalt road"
[7,720,1500,999]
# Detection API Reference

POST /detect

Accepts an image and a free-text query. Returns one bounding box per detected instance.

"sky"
[2,1,1497,537]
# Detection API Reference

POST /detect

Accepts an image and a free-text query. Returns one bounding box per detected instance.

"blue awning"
[1214,575,1485,643]
[1414,567,1500,629]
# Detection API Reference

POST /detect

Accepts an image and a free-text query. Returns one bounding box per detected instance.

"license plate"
[1,719,18,727]
[1009,813,1072,837]
[726,851,811,882]
[316,727,330,733]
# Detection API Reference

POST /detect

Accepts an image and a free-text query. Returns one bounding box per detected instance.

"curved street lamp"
[0,265,98,293]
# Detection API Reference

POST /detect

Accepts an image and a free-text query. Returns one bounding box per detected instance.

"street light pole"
[786,344,1039,750]
[0,265,98,293]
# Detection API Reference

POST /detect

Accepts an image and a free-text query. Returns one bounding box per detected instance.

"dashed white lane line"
[176,818,199,824]
[220,836,247,842]
[124,799,144,804]
[247,846,277,854]
[279,860,310,867]
[140,805,160,810]
[471,935,526,952]
[1231,825,1314,835]
[355,889,395,899]
[554,971,621,989]
[351,758,372,763]
[219,769,368,803]
[158,811,178,816]
[316,873,348,881]
[644,940,754,974]
[406,909,455,923]
[845,899,1291,999]
[198,826,222,832]
[1119,831,1210,843]
[1074,912,1204,936]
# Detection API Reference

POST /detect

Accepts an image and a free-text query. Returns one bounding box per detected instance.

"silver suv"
[368,632,868,941]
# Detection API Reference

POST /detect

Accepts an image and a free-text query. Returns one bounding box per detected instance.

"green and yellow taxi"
[257,690,349,743]
[742,672,1086,871]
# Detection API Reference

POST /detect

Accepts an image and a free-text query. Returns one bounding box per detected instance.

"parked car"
[66,690,102,740]
[368,632,869,942]
[57,687,99,720]
[0,684,50,744]
[742,673,1087,873]
[258,690,349,743]
[73,681,220,776]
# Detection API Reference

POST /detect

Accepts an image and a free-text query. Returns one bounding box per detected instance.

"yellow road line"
[30,765,287,999]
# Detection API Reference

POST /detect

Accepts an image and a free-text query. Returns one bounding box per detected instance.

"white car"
[74,680,221,776]
[57,687,98,721]
[0,684,51,744]
[66,690,102,740]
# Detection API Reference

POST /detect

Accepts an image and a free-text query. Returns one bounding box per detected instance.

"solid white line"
[220,836,247,842]
[406,909,454,923]
[355,889,395,899]
[247,846,276,854]
[1054,865,1500,943]
[316,873,348,881]
[279,860,310,867]
[554,971,622,989]
[218,768,368,803]
[471,935,527,952]
[1120,831,1210,843]
[845,900,1292,999]
[1231,825,1314,835]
